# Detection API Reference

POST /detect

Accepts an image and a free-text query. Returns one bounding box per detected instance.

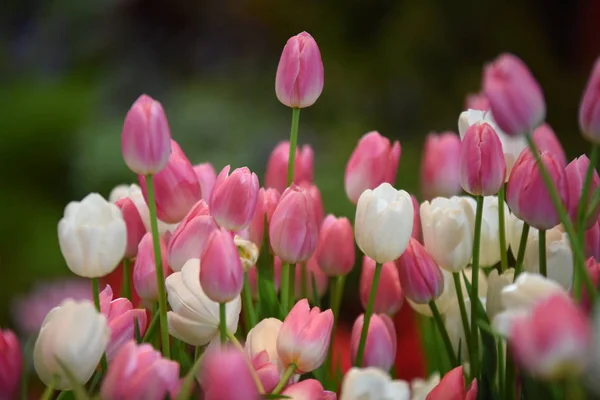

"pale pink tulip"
[200,228,244,303]
[579,57,600,142]
[420,132,462,200]
[198,346,259,400]
[426,366,477,400]
[350,313,397,370]
[396,238,444,304]
[265,141,314,193]
[282,379,329,399]
[565,155,600,228]
[115,197,147,258]
[193,162,217,200]
[133,232,170,301]
[210,165,260,231]
[360,256,404,315]
[532,123,567,167]
[316,215,355,276]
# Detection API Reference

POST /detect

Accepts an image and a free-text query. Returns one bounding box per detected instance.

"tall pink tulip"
[115,197,147,258]
[465,92,490,111]
[316,215,355,276]
[264,187,281,226]
[420,132,462,200]
[579,57,600,142]
[193,162,217,200]
[426,366,477,400]
[200,228,244,303]
[281,379,329,399]
[585,219,600,261]
[345,131,401,204]
[275,32,324,109]
[396,238,444,304]
[0,329,22,400]
[133,232,170,301]
[565,155,600,228]
[360,256,404,315]
[210,165,260,231]
[410,194,422,242]
[350,313,397,370]
[239,187,267,246]
[532,123,567,167]
[294,254,329,300]
[265,141,314,193]
[300,182,325,227]
[198,347,259,400]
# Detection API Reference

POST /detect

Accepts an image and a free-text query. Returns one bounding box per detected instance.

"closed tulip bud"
[269,185,319,263]
[33,300,109,389]
[0,329,22,399]
[277,299,333,373]
[58,193,127,278]
[355,183,413,263]
[420,196,475,272]
[239,188,266,246]
[420,132,462,200]
[300,182,325,227]
[121,94,172,175]
[483,53,546,136]
[282,379,328,399]
[340,367,411,400]
[200,228,244,303]
[266,141,314,193]
[101,341,179,400]
[396,238,444,304]
[582,257,600,312]
[166,259,241,345]
[198,346,259,400]
[264,187,281,226]
[275,32,324,109]
[133,232,170,301]
[586,219,600,261]
[486,268,515,320]
[351,313,397,370]
[345,131,401,204]
[427,366,478,400]
[531,123,567,167]
[316,215,355,276]
[407,269,455,317]
[193,162,217,200]
[411,194,422,242]
[360,256,404,315]
[115,197,147,259]
[294,254,329,300]
[465,92,490,111]
[138,140,201,224]
[210,165,260,231]
[459,122,506,195]
[99,285,147,360]
[579,57,600,142]
[565,155,600,228]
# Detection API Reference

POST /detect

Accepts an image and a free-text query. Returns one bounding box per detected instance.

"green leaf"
[134,317,142,343]
[143,310,160,343]
[55,358,91,400]
[262,394,292,399]
[176,351,203,400]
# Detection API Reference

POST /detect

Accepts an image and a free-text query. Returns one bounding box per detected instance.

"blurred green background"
[1,0,599,327]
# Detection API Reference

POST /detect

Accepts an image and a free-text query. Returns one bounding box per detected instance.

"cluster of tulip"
[2,30,600,400]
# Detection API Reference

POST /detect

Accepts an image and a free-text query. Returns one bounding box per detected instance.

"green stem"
[40,380,55,400]
[145,174,170,358]
[226,330,265,394]
[514,223,530,278]
[505,353,516,400]
[280,263,290,314]
[301,263,308,299]
[219,302,227,345]
[286,108,301,186]
[452,272,473,361]
[429,301,458,367]
[288,263,296,307]
[272,364,297,395]
[242,272,257,332]
[354,262,382,367]
[194,346,202,362]
[539,230,547,277]
[497,339,505,400]
[498,186,509,272]
[325,275,346,378]
[91,278,108,371]
[470,195,484,378]
[142,305,160,342]
[122,258,131,301]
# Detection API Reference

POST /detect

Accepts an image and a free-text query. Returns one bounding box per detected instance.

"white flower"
[33,299,109,390]
[486,268,515,320]
[410,373,440,400]
[245,318,282,361]
[58,193,127,278]
[355,183,414,263]
[165,258,241,346]
[340,367,410,400]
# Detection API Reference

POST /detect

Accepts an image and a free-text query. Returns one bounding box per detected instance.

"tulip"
[247,260,282,299]
[99,285,148,360]
[360,256,403,315]
[121,94,172,175]
[33,299,109,389]
[239,187,266,247]
[582,257,600,312]
[420,132,462,200]
[198,346,259,400]
[345,131,401,204]
[459,122,506,195]
[482,53,546,136]
[264,187,281,225]
[282,379,329,399]
[532,123,567,167]
[210,165,260,231]
[396,238,444,304]
[420,196,474,272]
[251,350,282,393]
[340,367,411,400]
[277,299,333,373]
[200,228,244,303]
[109,183,172,235]
[245,318,282,364]
[300,182,325,227]
[115,197,147,259]
[269,185,319,263]
[522,226,573,289]
[465,92,490,111]
[193,162,217,200]
[108,184,132,203]
[138,140,201,224]
[265,141,314,193]
[234,236,259,272]
[585,219,600,261]
[275,32,324,109]
[58,193,127,278]
[486,268,515,320]
[0,329,22,400]
[411,194,422,242]
[500,272,568,312]
[294,254,329,300]
[101,341,179,400]
[351,313,397,370]
[426,366,477,400]
[565,155,600,228]
[579,57,600,142]
[410,373,441,400]
[316,215,355,276]
[166,259,241,345]
[133,232,170,301]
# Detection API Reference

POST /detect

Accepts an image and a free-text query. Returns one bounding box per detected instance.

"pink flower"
[582,257,600,312]
[0,329,22,400]
[316,215,355,276]
[250,350,280,393]
[121,94,172,175]
[396,238,444,304]
[198,346,259,400]
[193,162,217,200]
[282,379,329,399]
[350,313,397,370]
[585,219,600,261]
[299,182,325,227]
[210,165,260,231]
[265,141,314,193]
[426,366,477,400]
[275,32,324,109]
[465,92,490,111]
[579,57,600,142]
[565,155,600,229]
[115,197,147,258]
[294,254,329,301]
[133,232,171,301]
[345,131,401,204]
[532,123,567,167]
[264,187,282,226]
[360,256,404,315]
[239,187,267,246]
[411,194,422,243]
[420,132,462,200]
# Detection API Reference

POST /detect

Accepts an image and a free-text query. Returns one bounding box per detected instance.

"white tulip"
[355,183,414,263]
[245,318,282,362]
[410,373,440,400]
[486,268,515,320]
[58,193,127,278]
[444,297,486,363]
[420,197,475,272]
[458,109,527,178]
[340,367,410,400]
[165,258,241,346]
[33,299,109,390]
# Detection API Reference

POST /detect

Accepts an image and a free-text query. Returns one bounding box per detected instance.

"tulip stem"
[539,230,547,277]
[272,363,297,395]
[122,258,131,301]
[429,301,458,367]
[301,263,308,299]
[513,222,530,278]
[505,353,516,400]
[469,195,484,379]
[286,108,301,186]
[92,278,101,312]
[242,272,257,332]
[281,263,290,314]
[40,381,55,400]
[498,186,509,272]
[325,275,346,380]
[145,174,171,359]
[219,302,227,346]
[355,262,382,367]
[452,272,473,365]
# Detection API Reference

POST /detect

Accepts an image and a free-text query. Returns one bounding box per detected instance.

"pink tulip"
[281,379,328,399]
[210,165,260,231]
[294,254,329,300]
[532,123,567,167]
[133,232,170,301]
[582,257,600,313]
[265,141,314,193]
[506,150,568,230]
[115,197,147,259]
[99,285,148,360]
[465,92,490,111]
[250,350,280,393]
[0,329,22,400]
[264,187,281,226]
[565,155,600,228]
[585,219,600,261]
[483,53,546,136]
[198,346,259,400]
[101,341,179,400]
[316,215,355,276]
[121,94,172,175]
[459,122,506,196]
[345,131,401,204]
[239,187,267,246]
[277,299,333,373]
[350,313,397,370]
[247,259,282,299]
[200,227,244,303]
[579,57,600,142]
[426,366,477,400]
[269,185,319,263]
[275,32,324,109]
[420,132,462,200]
[396,238,444,304]
[360,256,404,315]
[193,162,217,200]
[138,140,201,223]
[410,194,422,243]
[300,182,325,227]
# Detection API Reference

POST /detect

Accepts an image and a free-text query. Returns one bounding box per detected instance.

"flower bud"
[579,57,600,142]
[193,162,217,200]
[532,123,567,167]
[265,141,314,193]
[252,350,283,393]
[264,187,281,226]
[316,215,355,276]
[58,193,127,278]
[465,92,490,111]
[210,165,260,231]
[340,367,411,400]
[407,269,454,317]
[133,232,170,302]
[115,197,147,259]
[239,187,266,247]
[582,257,600,313]
[586,219,600,261]
[200,228,244,303]
[300,182,325,227]
[486,268,515,320]
[427,366,477,400]
[294,254,329,300]
[396,238,444,304]
[410,194,422,242]
[420,132,462,200]
[345,131,401,204]
[121,94,172,175]
[198,346,259,400]
[483,53,546,136]
[350,313,397,370]
[245,318,283,365]
[0,329,22,399]
[360,256,403,315]
[275,32,324,109]
[565,155,600,228]
[282,379,329,399]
